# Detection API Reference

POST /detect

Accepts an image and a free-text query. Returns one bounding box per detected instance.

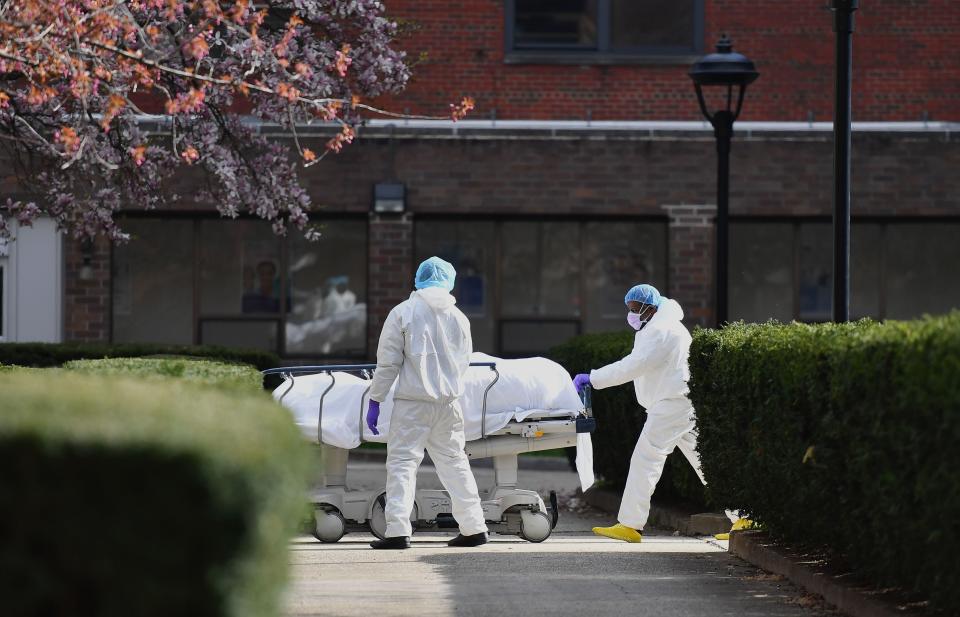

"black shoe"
[447,532,488,547]
[370,536,411,550]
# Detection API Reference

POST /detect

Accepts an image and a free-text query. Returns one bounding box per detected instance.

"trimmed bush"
[0,342,279,372]
[549,331,707,506]
[64,358,264,394]
[689,313,960,613]
[0,371,310,617]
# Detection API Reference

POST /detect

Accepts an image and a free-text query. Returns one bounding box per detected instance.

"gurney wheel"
[519,510,552,543]
[313,508,346,543]
[369,493,418,540]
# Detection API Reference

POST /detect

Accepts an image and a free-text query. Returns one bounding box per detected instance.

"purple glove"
[573,373,591,394]
[366,400,381,436]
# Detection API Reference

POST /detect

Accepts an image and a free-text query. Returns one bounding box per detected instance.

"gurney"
[265,353,596,543]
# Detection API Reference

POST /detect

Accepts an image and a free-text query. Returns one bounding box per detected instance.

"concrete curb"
[730,531,922,617]
[581,487,730,536]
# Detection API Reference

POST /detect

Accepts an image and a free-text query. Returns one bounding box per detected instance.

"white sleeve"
[589,332,666,390]
[462,318,474,372]
[369,308,404,402]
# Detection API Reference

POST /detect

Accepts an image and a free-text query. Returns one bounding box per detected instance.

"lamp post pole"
[712,110,734,327]
[832,0,858,323]
[689,36,757,327]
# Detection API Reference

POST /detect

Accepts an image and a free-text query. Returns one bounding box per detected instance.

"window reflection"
[584,222,667,333]
[729,223,794,323]
[415,221,496,352]
[514,0,598,48]
[112,217,368,356]
[201,220,281,315]
[501,222,581,318]
[285,222,367,355]
[416,219,668,356]
[729,221,960,323]
[798,223,832,322]
[610,0,695,49]
[112,219,194,344]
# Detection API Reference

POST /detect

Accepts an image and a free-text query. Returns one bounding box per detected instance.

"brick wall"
[663,205,716,329]
[64,236,110,342]
[367,213,414,355]
[378,0,960,122]
[305,130,960,218]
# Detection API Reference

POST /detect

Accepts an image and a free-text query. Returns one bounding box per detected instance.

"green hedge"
[689,313,960,613]
[64,358,264,394]
[0,371,310,617]
[549,332,707,506]
[0,342,279,372]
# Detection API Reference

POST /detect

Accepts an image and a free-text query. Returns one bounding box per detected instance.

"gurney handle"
[262,361,497,376]
[580,384,593,418]
[480,364,500,440]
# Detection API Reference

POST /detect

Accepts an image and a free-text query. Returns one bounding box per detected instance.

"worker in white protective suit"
[573,284,750,543]
[365,256,490,550]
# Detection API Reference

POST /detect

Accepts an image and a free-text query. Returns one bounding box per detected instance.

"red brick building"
[8,0,957,359]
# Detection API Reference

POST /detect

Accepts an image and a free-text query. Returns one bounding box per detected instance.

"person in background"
[241,261,280,313]
[322,275,357,317]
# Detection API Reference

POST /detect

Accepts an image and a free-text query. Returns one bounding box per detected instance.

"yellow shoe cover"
[715,518,756,540]
[593,523,642,543]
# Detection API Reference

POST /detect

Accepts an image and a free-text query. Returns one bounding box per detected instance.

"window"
[416,219,668,356]
[285,225,367,356]
[729,220,960,323]
[113,219,195,345]
[112,217,368,357]
[506,0,703,62]
[415,221,497,352]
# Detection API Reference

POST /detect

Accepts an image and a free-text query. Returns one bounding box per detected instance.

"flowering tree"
[0,0,473,241]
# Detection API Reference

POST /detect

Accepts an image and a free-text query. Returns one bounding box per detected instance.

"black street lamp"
[831,0,858,323]
[689,35,758,327]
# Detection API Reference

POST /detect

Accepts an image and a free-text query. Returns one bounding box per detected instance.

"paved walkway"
[285,456,832,617]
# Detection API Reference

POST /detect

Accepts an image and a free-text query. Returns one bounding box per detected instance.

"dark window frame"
[504,0,705,65]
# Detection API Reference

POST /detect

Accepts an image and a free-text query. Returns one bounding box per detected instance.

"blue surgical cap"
[625,284,663,308]
[415,256,456,291]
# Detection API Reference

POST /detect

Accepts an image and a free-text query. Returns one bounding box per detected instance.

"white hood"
[654,298,684,324]
[414,287,457,311]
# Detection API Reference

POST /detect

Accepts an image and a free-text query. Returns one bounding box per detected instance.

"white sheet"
[273,352,595,490]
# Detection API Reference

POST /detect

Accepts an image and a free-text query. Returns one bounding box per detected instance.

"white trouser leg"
[426,401,488,536]
[617,400,696,530]
[384,400,431,538]
[675,428,706,485]
[675,427,739,524]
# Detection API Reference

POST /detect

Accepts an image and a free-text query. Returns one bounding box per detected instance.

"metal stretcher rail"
[263,362,500,444]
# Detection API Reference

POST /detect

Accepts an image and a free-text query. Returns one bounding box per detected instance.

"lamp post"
[689,36,758,327]
[831,0,858,323]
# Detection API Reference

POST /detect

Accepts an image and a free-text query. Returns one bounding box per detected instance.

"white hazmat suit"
[369,286,488,539]
[590,298,730,530]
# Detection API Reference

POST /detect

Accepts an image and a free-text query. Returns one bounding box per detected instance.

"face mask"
[627,305,655,331]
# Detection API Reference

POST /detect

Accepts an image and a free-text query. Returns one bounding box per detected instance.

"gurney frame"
[263,363,595,543]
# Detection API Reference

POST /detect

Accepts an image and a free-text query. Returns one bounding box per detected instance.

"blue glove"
[573,373,591,394]
[366,400,381,436]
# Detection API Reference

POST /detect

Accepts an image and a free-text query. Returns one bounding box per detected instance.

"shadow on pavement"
[417,548,833,617]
